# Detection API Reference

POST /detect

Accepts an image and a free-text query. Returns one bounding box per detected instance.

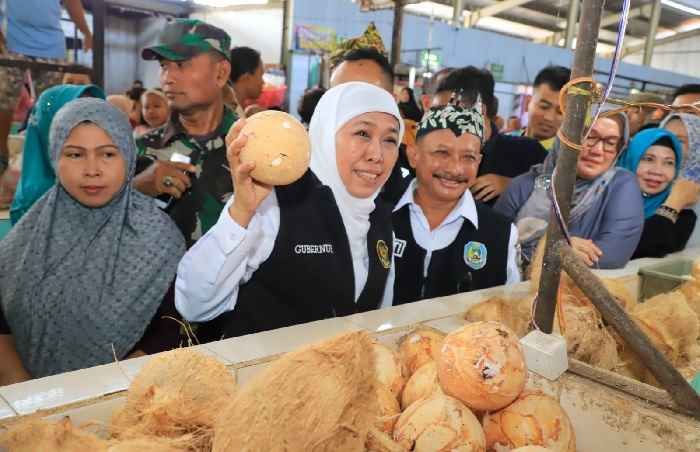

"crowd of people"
[1,14,700,385]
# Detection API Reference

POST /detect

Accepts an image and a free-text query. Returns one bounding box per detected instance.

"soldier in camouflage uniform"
[134,19,237,247]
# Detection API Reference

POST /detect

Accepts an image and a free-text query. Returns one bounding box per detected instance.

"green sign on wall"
[490,63,505,81]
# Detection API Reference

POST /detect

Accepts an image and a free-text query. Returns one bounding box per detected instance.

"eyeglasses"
[584,134,620,153]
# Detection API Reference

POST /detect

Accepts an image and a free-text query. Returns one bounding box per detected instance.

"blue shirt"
[2,0,65,59]
[494,169,644,269]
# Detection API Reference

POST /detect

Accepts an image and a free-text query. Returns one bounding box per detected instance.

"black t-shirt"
[479,131,548,179]
[632,209,697,259]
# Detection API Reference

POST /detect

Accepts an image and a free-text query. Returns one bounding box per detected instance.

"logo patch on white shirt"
[393,238,407,258]
[294,244,334,254]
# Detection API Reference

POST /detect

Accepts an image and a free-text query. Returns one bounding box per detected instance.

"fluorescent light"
[405,1,454,20]
[661,0,700,16]
[192,0,268,7]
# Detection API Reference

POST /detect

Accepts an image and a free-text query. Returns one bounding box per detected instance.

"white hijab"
[308,82,404,300]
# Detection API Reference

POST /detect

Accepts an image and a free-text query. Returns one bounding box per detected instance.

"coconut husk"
[482,391,575,452]
[0,417,108,452]
[679,260,700,320]
[393,393,485,452]
[401,361,442,410]
[110,348,236,450]
[614,291,700,385]
[211,331,380,452]
[465,296,533,338]
[554,302,619,371]
[397,327,445,377]
[375,385,401,434]
[107,436,190,452]
[528,236,636,312]
[366,427,408,452]
[373,341,407,398]
[512,446,555,452]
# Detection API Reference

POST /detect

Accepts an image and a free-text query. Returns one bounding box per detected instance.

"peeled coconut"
[482,391,575,452]
[401,361,442,410]
[234,110,310,185]
[393,393,485,452]
[437,321,527,412]
[110,348,236,449]
[212,331,379,451]
[0,417,108,452]
[397,326,446,377]
[465,296,534,338]
[373,341,407,398]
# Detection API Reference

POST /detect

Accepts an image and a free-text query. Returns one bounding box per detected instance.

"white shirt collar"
[393,179,479,229]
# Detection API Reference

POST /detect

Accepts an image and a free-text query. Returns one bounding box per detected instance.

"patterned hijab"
[0,98,185,378]
[661,113,700,182]
[514,112,630,264]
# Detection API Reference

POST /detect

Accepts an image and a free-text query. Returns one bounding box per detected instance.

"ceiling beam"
[622,27,700,56]
[103,0,191,16]
[465,0,537,27]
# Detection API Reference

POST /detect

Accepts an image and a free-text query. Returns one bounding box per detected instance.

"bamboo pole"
[534,0,605,332]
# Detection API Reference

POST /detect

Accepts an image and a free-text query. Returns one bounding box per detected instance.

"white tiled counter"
[1,248,699,451]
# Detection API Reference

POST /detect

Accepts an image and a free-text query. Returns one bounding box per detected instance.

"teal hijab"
[618,128,683,219]
[10,84,105,224]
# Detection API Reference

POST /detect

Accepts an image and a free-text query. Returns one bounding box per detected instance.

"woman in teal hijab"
[618,128,698,258]
[10,84,105,224]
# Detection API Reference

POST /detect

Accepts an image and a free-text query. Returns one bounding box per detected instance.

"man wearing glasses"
[494,113,644,270]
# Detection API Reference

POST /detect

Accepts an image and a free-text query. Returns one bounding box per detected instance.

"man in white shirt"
[390,102,521,305]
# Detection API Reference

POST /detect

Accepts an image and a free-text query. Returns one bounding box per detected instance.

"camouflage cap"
[142,19,231,62]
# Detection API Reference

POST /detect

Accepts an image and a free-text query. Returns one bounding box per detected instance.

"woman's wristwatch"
[657,205,680,223]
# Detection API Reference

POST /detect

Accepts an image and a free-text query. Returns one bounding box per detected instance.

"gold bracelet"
[656,205,679,223]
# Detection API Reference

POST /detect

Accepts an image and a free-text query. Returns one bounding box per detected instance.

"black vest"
[211,171,393,338]
[392,201,510,305]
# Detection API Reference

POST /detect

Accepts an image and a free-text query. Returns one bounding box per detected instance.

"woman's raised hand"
[225,119,273,228]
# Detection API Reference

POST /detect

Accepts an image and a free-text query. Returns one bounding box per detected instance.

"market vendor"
[175,82,403,337]
[389,103,521,305]
[0,99,184,384]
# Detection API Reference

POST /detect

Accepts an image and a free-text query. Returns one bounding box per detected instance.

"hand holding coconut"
[225,111,311,228]
[225,118,274,228]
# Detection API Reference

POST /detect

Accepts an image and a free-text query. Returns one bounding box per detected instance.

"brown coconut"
[397,326,446,377]
[373,341,407,398]
[393,393,485,452]
[237,110,310,185]
[211,331,379,452]
[110,348,236,449]
[554,302,619,370]
[401,361,442,410]
[482,391,575,452]
[615,291,700,384]
[0,417,108,452]
[437,321,527,412]
[465,296,534,338]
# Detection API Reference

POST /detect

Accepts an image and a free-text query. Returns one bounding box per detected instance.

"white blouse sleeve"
[174,192,280,322]
[506,223,522,285]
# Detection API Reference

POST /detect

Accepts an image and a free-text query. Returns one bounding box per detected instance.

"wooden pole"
[534,0,606,332]
[92,0,106,89]
[391,0,405,69]
[558,242,700,417]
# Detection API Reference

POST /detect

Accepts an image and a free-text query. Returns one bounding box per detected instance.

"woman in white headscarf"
[175,82,404,338]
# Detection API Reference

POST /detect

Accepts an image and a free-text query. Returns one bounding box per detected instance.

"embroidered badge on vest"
[464,241,487,270]
[377,240,391,269]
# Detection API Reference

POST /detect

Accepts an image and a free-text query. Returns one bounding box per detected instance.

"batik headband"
[417,103,485,142]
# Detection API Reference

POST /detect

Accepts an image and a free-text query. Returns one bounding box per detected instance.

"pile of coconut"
[466,241,700,388]
[1,325,576,451]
